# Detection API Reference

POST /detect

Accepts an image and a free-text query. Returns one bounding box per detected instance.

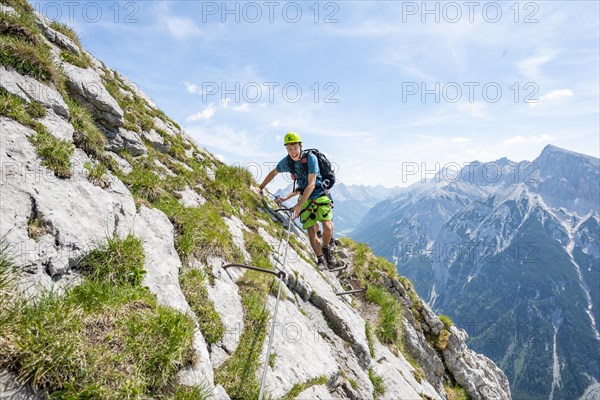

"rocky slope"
[0,2,510,399]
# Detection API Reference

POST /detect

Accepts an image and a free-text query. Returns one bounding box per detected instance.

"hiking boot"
[322,245,336,267]
[316,255,327,271]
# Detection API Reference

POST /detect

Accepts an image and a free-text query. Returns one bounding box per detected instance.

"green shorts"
[299,195,333,229]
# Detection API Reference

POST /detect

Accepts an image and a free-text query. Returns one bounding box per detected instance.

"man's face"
[286,143,302,161]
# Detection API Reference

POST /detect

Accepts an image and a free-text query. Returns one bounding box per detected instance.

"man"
[258,132,335,269]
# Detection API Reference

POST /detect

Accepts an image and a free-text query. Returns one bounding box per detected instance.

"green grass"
[445,383,469,400]
[126,168,164,202]
[0,33,59,84]
[439,315,453,329]
[179,268,225,344]
[32,128,74,178]
[0,234,206,398]
[0,237,19,333]
[163,200,235,262]
[0,87,74,178]
[368,368,385,398]
[206,164,259,213]
[67,98,107,159]
[281,376,327,400]
[244,230,273,270]
[59,49,91,68]
[215,269,272,400]
[365,322,376,357]
[77,234,146,286]
[365,285,403,346]
[84,161,109,188]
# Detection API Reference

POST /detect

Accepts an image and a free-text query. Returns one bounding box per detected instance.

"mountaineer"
[258,132,336,269]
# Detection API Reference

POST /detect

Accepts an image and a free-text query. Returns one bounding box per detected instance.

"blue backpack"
[287,148,336,192]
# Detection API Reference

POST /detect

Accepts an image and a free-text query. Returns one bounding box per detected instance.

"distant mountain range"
[351,145,600,400]
[275,182,399,236]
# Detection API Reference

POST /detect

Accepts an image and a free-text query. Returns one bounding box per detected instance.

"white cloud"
[451,137,469,143]
[517,51,556,79]
[504,134,555,145]
[163,15,201,40]
[232,104,250,112]
[184,82,200,94]
[186,104,216,122]
[271,120,280,128]
[530,89,574,107]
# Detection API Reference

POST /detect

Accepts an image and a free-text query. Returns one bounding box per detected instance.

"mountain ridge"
[351,145,600,400]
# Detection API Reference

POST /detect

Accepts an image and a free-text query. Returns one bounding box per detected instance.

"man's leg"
[321,220,336,266]
[321,220,334,247]
[307,224,322,258]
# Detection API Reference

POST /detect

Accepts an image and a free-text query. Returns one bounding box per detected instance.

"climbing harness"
[224,193,294,400]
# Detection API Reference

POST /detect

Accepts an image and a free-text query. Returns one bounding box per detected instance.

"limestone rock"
[0,370,48,400]
[38,110,74,142]
[142,128,169,152]
[261,297,339,399]
[103,127,146,156]
[128,206,190,314]
[61,63,123,129]
[443,326,511,400]
[34,11,81,55]
[0,66,69,118]
[0,4,17,15]
[295,385,334,399]
[175,186,206,208]
[106,152,133,175]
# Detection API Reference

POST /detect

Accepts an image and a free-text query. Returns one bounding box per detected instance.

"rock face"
[0,5,512,400]
[61,63,124,129]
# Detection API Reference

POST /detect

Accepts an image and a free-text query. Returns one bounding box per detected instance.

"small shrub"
[436,328,451,351]
[439,315,453,329]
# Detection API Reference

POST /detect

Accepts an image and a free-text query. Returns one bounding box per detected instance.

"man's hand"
[291,203,302,219]
[274,196,284,205]
[255,187,264,196]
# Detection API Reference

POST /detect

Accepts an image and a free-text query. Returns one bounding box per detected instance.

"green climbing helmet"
[283,132,302,146]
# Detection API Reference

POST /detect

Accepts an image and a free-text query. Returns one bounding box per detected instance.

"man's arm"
[257,169,279,193]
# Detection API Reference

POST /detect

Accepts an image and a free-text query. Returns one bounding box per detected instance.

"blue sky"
[35,1,599,188]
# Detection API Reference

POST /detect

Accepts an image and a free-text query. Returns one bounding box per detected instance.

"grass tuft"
[368,368,385,398]
[365,285,403,346]
[0,234,204,398]
[77,234,146,286]
[179,268,225,344]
